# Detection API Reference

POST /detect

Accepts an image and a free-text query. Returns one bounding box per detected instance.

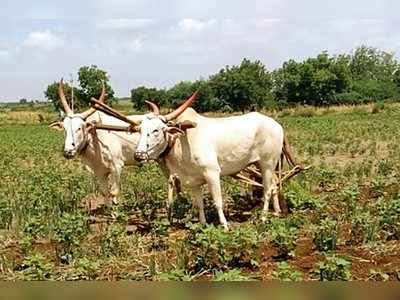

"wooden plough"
[233,163,311,189]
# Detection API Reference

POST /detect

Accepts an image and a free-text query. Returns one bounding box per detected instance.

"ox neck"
[79,138,90,156]
[158,143,172,159]
[77,129,94,157]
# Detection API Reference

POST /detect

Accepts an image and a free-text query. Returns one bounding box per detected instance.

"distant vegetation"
[130,46,400,112]
[42,46,400,113]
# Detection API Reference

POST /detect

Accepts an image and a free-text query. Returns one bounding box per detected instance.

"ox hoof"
[110,211,117,220]
[222,223,229,231]
[272,211,281,217]
[261,215,267,222]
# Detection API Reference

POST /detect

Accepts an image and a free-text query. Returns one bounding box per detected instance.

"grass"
[1,102,400,280]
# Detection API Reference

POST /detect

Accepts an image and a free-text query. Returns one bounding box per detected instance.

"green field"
[1,103,400,281]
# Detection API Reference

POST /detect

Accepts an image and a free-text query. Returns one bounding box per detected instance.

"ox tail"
[282,135,303,169]
[277,145,289,214]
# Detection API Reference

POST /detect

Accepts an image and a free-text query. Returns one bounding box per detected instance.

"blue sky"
[0,0,399,101]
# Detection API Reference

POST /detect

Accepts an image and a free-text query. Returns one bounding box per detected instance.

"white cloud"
[23,30,64,51]
[98,18,154,30]
[177,18,217,34]
[126,39,143,52]
[0,49,10,60]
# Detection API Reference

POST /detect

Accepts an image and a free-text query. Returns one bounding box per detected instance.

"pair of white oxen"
[50,80,298,229]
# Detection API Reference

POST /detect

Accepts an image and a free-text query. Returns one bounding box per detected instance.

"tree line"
[46,46,400,112]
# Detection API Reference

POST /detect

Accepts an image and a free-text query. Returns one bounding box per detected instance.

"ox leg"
[190,186,206,225]
[271,178,282,216]
[260,162,280,220]
[167,175,175,222]
[107,167,122,206]
[97,174,113,207]
[204,170,228,229]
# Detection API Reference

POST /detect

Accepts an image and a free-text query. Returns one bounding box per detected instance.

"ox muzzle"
[63,149,77,159]
[134,151,149,162]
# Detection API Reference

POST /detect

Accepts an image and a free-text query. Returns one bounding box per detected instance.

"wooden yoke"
[90,98,139,130]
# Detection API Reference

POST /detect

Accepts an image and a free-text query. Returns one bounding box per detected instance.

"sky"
[0,0,399,101]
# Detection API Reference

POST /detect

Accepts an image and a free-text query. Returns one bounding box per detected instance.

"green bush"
[341,184,360,216]
[350,208,379,245]
[64,258,100,280]
[271,262,303,281]
[0,198,12,229]
[18,252,53,281]
[212,269,255,281]
[186,223,259,271]
[100,224,128,257]
[264,218,299,259]
[157,268,200,281]
[285,181,319,210]
[314,254,352,281]
[333,92,363,105]
[376,197,400,240]
[313,218,338,251]
[53,212,89,261]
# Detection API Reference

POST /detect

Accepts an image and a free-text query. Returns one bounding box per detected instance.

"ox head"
[49,79,106,159]
[133,92,198,162]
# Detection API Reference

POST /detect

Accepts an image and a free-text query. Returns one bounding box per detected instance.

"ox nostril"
[135,151,148,162]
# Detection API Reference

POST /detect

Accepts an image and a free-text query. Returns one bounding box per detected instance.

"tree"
[45,65,115,112]
[348,46,400,100]
[78,65,115,105]
[167,80,224,112]
[273,52,351,105]
[209,58,273,111]
[19,98,28,104]
[45,81,81,112]
[131,86,167,111]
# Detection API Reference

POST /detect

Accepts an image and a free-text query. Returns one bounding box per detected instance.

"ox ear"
[49,121,63,131]
[85,121,96,134]
[178,120,197,131]
[165,127,184,135]
[165,127,183,149]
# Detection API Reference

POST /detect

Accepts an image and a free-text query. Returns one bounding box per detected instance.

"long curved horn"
[58,79,73,116]
[164,91,198,121]
[91,98,140,127]
[80,81,106,120]
[145,100,160,115]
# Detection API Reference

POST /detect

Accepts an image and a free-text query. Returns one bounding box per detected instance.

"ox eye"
[152,129,159,133]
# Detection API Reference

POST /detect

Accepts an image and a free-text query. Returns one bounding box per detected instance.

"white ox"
[50,80,143,206]
[132,96,297,229]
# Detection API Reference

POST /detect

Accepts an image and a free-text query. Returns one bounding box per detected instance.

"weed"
[100,224,128,257]
[17,252,53,281]
[313,218,338,251]
[285,181,319,210]
[271,262,303,281]
[263,218,299,259]
[212,269,255,281]
[186,223,259,271]
[53,212,89,262]
[314,253,352,281]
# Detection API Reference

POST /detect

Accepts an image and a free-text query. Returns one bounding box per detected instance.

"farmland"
[1,103,400,281]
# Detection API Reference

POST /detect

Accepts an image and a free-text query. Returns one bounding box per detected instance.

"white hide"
[135,108,284,228]
[59,111,143,205]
